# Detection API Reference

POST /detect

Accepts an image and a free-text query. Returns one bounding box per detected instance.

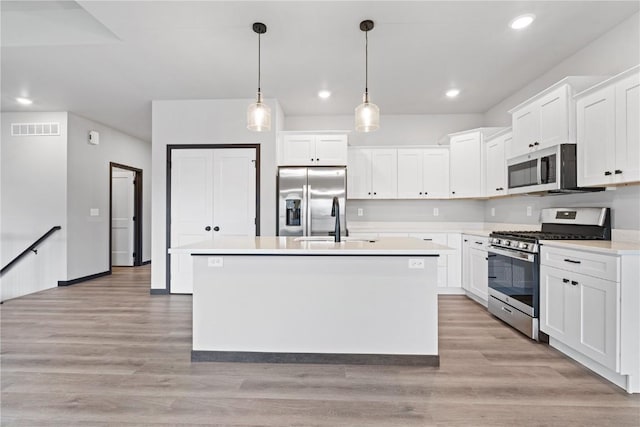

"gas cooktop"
[490,230,607,241]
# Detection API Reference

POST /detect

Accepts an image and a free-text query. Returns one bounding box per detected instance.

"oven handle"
[488,246,536,263]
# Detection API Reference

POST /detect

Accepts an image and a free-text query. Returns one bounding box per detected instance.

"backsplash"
[345,199,486,223]
[484,185,640,229]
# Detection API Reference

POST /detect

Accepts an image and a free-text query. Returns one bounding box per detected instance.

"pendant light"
[247,22,271,132]
[355,20,379,132]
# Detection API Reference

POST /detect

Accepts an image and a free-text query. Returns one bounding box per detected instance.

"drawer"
[463,234,489,249]
[411,233,448,267]
[540,245,619,282]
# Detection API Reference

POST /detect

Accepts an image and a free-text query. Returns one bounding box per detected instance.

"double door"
[347,148,397,199]
[280,134,348,166]
[397,148,449,199]
[170,148,257,294]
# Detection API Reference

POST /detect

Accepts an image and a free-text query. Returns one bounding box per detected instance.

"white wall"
[484,12,640,126]
[151,98,280,290]
[0,112,68,301]
[285,114,485,146]
[66,113,152,280]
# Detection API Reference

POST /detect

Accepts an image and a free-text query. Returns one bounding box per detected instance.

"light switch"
[408,259,425,269]
[357,208,364,217]
[90,208,99,216]
[208,257,224,268]
[491,208,496,217]
[433,208,439,217]
[526,206,532,217]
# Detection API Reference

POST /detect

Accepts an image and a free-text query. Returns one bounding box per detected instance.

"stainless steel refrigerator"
[277,167,347,237]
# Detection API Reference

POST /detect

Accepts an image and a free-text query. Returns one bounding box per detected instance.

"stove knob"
[521,243,529,250]
[505,241,511,247]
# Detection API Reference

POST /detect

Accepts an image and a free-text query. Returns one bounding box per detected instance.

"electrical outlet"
[491,207,496,217]
[408,259,425,269]
[207,257,224,268]
[526,206,533,217]
[357,208,364,217]
[90,208,99,216]
[433,208,439,217]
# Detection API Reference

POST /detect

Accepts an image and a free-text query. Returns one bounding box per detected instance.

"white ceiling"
[2,1,638,141]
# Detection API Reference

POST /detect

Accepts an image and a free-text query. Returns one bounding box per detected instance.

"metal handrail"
[0,226,62,276]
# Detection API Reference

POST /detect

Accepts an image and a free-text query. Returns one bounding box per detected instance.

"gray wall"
[285,114,485,146]
[484,186,640,230]
[151,98,280,290]
[1,112,68,300]
[484,12,640,126]
[66,113,152,280]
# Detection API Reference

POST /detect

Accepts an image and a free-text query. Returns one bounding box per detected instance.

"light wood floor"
[1,265,639,426]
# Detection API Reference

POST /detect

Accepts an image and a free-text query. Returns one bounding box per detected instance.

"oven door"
[487,246,539,317]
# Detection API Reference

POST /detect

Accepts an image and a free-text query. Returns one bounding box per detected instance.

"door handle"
[205,226,211,231]
[571,280,579,286]
[614,169,622,174]
[213,226,220,232]
[604,171,612,176]
[562,278,569,283]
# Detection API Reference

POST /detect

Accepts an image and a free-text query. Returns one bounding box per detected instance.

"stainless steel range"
[487,207,611,340]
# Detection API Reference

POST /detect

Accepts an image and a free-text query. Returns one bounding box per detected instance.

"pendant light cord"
[258,33,261,93]
[365,29,368,94]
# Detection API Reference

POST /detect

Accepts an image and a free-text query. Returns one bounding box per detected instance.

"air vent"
[11,122,60,136]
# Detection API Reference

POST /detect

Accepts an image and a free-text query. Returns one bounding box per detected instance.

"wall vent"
[11,122,60,136]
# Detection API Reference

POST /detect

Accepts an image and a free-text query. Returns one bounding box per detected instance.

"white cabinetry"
[347,148,397,199]
[484,129,511,197]
[509,77,606,159]
[462,234,489,305]
[576,66,640,187]
[411,233,462,293]
[279,134,348,166]
[449,128,503,199]
[540,244,640,393]
[397,148,449,199]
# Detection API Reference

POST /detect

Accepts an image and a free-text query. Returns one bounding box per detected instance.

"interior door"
[111,168,135,266]
[170,147,257,294]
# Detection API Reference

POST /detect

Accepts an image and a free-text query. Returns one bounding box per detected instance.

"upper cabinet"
[576,66,640,187]
[449,128,504,199]
[348,148,397,199]
[508,77,607,159]
[484,128,511,197]
[397,148,449,199]
[279,133,348,166]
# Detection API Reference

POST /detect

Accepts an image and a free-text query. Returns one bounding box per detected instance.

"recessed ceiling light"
[510,14,535,30]
[318,90,331,99]
[16,97,33,105]
[446,89,460,98]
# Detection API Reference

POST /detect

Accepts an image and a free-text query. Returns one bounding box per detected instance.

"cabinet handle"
[475,241,483,245]
[373,192,377,195]
[564,258,581,264]
[424,192,428,195]
[213,226,220,232]
[534,142,539,146]
[205,226,211,231]
[316,158,319,161]
[562,278,570,283]
[452,191,456,194]
[615,169,623,174]
[423,238,432,241]
[604,171,612,176]
[571,280,579,286]
[310,158,314,162]
[368,192,371,195]
[528,144,534,148]
[501,306,512,314]
[464,239,468,242]
[419,192,422,195]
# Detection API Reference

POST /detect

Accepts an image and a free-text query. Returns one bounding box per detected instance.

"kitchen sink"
[293,236,378,243]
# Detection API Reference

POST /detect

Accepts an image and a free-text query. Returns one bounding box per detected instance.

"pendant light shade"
[247,22,271,132]
[355,20,379,132]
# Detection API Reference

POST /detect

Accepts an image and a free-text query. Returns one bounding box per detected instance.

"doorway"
[109,162,143,268]
[167,145,260,294]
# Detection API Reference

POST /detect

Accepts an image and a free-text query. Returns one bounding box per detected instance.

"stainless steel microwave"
[507,144,582,194]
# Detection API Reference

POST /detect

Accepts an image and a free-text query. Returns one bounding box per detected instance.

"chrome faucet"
[330,196,341,243]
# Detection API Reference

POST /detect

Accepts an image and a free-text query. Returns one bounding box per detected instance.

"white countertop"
[540,240,640,255]
[169,236,454,256]
[347,221,540,237]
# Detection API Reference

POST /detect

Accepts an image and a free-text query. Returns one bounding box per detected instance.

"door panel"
[347,148,372,199]
[512,107,538,157]
[615,73,640,183]
[282,135,315,165]
[315,135,348,165]
[371,149,397,198]
[212,149,256,237]
[277,168,307,236]
[111,169,135,266]
[422,149,449,198]
[540,266,573,343]
[397,149,422,199]
[539,87,568,149]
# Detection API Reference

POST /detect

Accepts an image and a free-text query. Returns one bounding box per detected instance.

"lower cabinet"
[462,234,489,305]
[540,264,619,371]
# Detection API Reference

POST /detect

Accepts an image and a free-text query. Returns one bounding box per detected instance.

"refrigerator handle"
[301,184,308,236]
[306,184,312,236]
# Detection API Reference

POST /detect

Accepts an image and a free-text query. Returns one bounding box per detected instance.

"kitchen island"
[169,236,453,366]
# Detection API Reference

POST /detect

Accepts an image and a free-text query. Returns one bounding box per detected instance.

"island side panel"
[192,255,438,357]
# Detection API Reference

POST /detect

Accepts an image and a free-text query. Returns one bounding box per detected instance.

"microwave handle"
[536,158,542,185]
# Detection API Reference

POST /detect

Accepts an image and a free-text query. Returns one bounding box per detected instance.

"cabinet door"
[512,105,539,157]
[371,149,398,199]
[446,233,462,289]
[450,133,481,198]
[397,149,423,199]
[422,149,450,198]
[577,86,616,186]
[575,272,619,370]
[281,135,315,165]
[538,86,570,150]
[485,134,507,196]
[468,247,488,302]
[315,135,348,166]
[540,265,574,343]
[461,238,472,291]
[615,73,640,184]
[347,148,372,199]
